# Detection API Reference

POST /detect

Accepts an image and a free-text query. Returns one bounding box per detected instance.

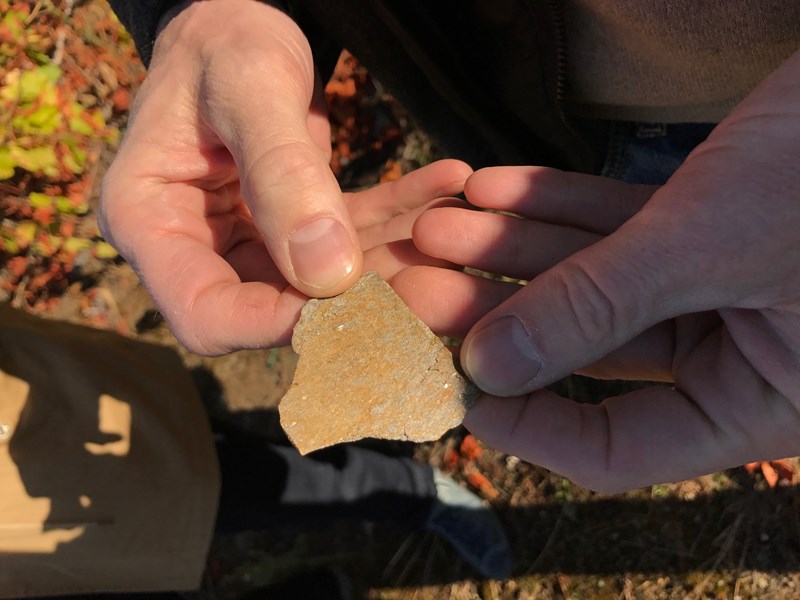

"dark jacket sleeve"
[108,0,182,67]
[108,1,335,73]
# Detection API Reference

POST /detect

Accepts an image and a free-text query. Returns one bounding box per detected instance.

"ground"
[2,2,799,599]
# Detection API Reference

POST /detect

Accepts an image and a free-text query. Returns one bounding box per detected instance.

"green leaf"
[88,108,106,129]
[93,241,119,259]
[104,125,121,146]
[68,103,94,135]
[24,48,51,65]
[15,221,37,248]
[1,63,61,104]
[55,195,88,216]
[13,104,62,134]
[2,235,20,254]
[0,148,15,179]
[63,237,92,253]
[55,196,74,214]
[28,192,54,209]
[12,145,59,177]
[1,11,25,42]
[63,152,83,175]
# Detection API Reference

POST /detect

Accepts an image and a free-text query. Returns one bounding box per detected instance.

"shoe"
[425,469,513,579]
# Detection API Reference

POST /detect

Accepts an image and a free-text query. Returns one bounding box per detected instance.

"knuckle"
[553,260,621,345]
[245,141,329,197]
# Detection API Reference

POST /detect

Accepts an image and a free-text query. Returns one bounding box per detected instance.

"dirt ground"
[3,2,800,599]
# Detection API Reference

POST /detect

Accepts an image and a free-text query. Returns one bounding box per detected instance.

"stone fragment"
[280,271,477,454]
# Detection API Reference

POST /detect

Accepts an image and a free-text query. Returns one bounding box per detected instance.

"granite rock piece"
[279,271,477,454]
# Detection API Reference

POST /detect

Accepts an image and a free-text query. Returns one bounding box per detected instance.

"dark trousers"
[215,439,438,533]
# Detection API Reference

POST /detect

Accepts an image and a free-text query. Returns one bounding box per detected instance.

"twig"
[382,533,416,582]
[394,533,431,588]
[526,505,566,573]
[686,513,745,600]
[52,0,75,66]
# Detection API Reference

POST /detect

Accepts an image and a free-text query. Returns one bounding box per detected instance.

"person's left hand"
[394,51,800,492]
[106,153,470,353]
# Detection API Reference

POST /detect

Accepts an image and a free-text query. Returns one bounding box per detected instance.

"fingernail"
[464,315,542,395]
[289,217,355,291]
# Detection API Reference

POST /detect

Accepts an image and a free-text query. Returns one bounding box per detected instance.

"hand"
[99,0,471,353]
[399,50,800,492]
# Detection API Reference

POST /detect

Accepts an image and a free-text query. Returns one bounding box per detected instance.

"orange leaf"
[7,256,27,278]
[59,221,75,237]
[33,206,55,227]
[443,448,460,472]
[379,160,402,184]
[761,462,779,488]
[744,460,795,487]
[459,434,483,461]
[324,78,357,98]
[771,459,795,482]
[111,87,130,112]
[466,469,499,500]
[743,462,760,475]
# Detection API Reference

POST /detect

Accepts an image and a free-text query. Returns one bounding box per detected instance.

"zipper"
[546,0,570,127]
[545,0,601,172]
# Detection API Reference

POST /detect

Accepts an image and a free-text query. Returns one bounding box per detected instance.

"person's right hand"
[394,50,800,492]
[100,0,470,354]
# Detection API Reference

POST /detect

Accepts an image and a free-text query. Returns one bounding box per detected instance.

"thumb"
[461,213,711,396]
[199,6,360,297]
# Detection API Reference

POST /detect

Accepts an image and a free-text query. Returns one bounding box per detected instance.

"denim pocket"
[599,121,717,185]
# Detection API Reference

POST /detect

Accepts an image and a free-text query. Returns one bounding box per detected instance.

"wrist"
[156,0,195,37]
[152,0,302,66]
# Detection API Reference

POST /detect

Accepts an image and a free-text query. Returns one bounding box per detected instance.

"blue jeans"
[598,121,717,185]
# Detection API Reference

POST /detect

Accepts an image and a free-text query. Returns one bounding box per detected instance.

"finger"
[224,238,284,283]
[390,267,520,338]
[198,6,359,297]
[460,207,723,396]
[359,197,467,251]
[101,170,306,355]
[463,386,729,493]
[465,325,800,492]
[132,226,305,355]
[347,159,473,230]
[362,241,455,282]
[576,321,675,382]
[465,166,656,234]
[413,207,601,280]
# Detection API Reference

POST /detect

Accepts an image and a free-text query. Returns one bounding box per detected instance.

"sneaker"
[424,469,513,579]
